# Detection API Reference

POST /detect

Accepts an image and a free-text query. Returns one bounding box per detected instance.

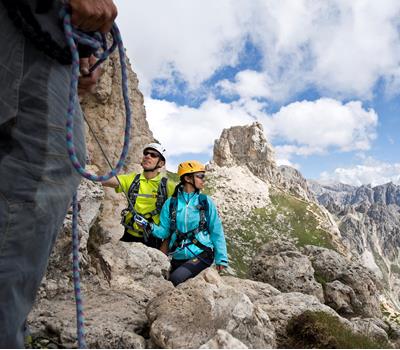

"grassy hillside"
[225,190,337,277]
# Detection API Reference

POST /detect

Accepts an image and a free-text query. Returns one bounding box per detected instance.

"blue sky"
[114,0,400,186]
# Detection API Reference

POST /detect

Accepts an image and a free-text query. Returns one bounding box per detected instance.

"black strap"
[171,230,213,254]
[168,191,210,254]
[126,173,141,210]
[156,177,168,213]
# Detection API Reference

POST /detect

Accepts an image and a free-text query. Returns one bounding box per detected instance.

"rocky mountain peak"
[213,122,278,181]
[310,180,400,311]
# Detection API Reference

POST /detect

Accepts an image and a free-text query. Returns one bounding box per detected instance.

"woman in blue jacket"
[146,160,228,286]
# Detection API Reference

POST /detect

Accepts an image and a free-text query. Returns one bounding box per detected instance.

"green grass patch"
[166,170,180,183]
[314,272,328,286]
[225,190,337,277]
[391,264,400,275]
[269,193,336,250]
[287,311,392,349]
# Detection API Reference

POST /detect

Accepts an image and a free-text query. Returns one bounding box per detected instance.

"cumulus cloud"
[250,0,400,99]
[319,159,400,186]
[218,70,273,99]
[115,0,400,99]
[114,0,249,94]
[145,97,257,157]
[265,98,378,155]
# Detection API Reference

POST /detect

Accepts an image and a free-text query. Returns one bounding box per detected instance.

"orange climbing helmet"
[177,160,206,177]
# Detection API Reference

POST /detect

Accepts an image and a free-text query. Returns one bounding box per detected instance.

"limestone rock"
[351,317,389,343]
[212,122,278,182]
[278,165,315,201]
[304,245,382,318]
[200,329,248,349]
[257,292,352,347]
[29,291,148,349]
[80,52,155,241]
[309,181,400,310]
[324,280,362,316]
[80,53,153,174]
[97,241,171,290]
[39,178,104,298]
[30,241,172,348]
[147,268,276,349]
[249,242,324,302]
[222,276,281,303]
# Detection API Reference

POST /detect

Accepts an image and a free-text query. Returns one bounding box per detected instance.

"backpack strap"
[156,176,168,213]
[126,173,141,211]
[169,194,178,234]
[197,193,209,232]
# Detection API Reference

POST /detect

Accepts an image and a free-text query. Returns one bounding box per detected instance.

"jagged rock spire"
[213,122,278,181]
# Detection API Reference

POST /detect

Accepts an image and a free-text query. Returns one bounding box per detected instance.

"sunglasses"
[143,150,160,158]
[194,173,206,180]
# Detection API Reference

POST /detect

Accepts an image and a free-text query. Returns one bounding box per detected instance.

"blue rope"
[71,193,86,348]
[63,11,131,182]
[61,9,132,349]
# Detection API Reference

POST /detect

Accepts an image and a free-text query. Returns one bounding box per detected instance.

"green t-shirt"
[116,172,175,237]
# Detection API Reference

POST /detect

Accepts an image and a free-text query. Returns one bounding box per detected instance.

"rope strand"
[63,10,132,182]
[62,8,132,348]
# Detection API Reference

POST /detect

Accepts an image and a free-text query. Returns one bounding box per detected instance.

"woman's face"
[193,172,206,190]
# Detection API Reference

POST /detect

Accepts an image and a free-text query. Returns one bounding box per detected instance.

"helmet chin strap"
[143,159,162,172]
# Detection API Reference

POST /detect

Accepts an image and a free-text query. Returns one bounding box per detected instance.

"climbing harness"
[62,7,132,349]
[120,174,168,239]
[167,191,213,264]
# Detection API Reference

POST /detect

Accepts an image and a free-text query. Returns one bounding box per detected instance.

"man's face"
[141,149,161,170]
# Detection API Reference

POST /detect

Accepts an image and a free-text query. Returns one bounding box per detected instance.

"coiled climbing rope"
[62,8,132,349]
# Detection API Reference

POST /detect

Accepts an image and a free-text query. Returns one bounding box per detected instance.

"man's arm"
[102,176,119,188]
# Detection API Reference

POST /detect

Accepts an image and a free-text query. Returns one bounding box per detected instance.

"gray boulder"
[324,280,362,316]
[351,317,389,343]
[222,276,280,303]
[257,292,352,347]
[249,242,324,302]
[147,268,276,349]
[304,246,382,318]
[200,329,248,349]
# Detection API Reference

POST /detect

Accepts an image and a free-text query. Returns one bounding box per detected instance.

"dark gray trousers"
[0,4,86,348]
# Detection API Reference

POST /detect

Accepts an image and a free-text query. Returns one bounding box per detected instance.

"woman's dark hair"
[172,182,183,198]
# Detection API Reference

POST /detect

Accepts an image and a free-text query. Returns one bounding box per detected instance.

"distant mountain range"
[309,180,400,312]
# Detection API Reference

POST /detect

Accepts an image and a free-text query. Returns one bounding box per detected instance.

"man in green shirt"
[103,143,175,250]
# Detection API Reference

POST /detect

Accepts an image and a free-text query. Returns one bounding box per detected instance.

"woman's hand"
[216,265,226,272]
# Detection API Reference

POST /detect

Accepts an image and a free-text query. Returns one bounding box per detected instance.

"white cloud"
[145,97,257,157]
[261,98,378,160]
[218,70,273,99]
[115,0,400,100]
[319,159,400,186]
[241,0,400,99]
[114,0,249,94]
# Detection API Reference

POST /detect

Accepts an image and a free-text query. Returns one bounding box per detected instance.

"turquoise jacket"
[152,190,228,266]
